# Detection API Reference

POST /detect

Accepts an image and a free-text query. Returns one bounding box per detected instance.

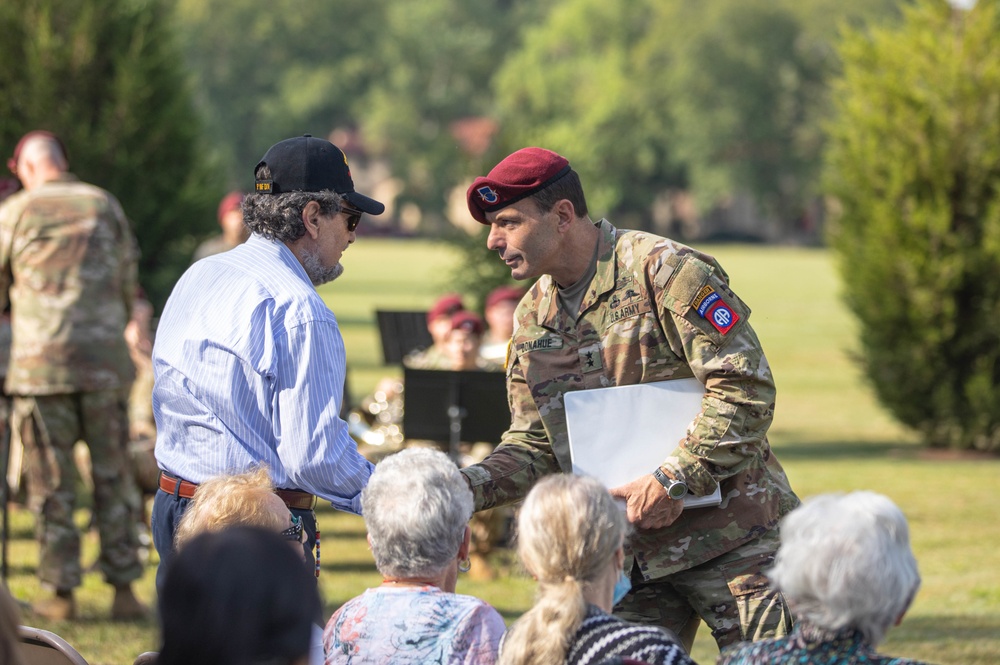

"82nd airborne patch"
[692,285,740,334]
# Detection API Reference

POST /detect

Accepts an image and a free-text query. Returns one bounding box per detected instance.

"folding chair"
[18,625,89,665]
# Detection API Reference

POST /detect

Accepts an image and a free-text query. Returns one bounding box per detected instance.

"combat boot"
[111,584,149,621]
[31,589,76,621]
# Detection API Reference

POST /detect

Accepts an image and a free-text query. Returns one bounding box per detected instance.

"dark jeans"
[152,487,318,591]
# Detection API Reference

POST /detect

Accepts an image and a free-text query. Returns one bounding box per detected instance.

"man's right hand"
[609,474,684,530]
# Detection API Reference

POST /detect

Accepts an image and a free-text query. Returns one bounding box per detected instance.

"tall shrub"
[0,0,219,311]
[824,0,1000,450]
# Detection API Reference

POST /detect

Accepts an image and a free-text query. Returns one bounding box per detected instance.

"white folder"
[565,378,722,509]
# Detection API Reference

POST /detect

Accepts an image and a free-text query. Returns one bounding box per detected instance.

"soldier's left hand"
[609,474,684,530]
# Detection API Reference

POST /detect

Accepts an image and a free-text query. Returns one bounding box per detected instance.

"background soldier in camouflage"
[402,292,466,369]
[463,147,801,651]
[0,131,146,620]
[190,190,248,263]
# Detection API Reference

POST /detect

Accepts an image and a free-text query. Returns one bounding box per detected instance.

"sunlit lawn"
[5,238,998,664]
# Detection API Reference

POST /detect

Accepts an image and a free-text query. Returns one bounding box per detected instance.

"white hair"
[769,491,920,645]
[361,448,473,579]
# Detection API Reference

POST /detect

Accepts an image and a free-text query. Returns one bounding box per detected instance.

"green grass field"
[5,238,999,664]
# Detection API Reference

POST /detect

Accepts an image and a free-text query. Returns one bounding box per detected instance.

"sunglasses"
[282,514,304,543]
[340,203,364,233]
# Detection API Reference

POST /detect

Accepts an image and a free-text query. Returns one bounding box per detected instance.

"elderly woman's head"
[500,474,629,665]
[769,491,920,646]
[516,473,627,586]
[362,448,473,580]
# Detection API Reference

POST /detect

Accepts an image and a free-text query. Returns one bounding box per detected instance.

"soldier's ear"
[553,199,575,232]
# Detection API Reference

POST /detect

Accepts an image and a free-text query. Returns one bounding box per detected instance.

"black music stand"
[402,368,509,461]
[375,310,433,365]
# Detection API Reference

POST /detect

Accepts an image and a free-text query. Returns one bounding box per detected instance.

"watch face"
[667,481,688,500]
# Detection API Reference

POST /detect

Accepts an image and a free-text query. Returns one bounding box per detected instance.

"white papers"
[565,378,721,509]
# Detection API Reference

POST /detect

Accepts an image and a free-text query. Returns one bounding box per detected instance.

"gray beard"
[301,248,344,286]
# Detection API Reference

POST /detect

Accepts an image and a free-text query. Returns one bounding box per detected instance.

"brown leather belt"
[158,473,316,510]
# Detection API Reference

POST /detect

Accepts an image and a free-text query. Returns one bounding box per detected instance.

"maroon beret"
[466,147,571,224]
[450,310,484,336]
[217,191,245,222]
[485,285,526,310]
[427,294,465,324]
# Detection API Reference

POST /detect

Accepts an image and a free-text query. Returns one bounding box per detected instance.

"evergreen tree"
[824,0,1000,451]
[0,0,219,310]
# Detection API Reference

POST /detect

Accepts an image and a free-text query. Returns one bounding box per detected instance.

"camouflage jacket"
[461,219,799,580]
[403,344,449,369]
[0,174,137,394]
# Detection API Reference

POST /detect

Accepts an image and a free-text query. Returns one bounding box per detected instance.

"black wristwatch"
[652,467,688,500]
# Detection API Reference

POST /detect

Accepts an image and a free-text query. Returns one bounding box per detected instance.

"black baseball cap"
[254,135,385,215]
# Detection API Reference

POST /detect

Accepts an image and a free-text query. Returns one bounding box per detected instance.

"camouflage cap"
[466,147,570,223]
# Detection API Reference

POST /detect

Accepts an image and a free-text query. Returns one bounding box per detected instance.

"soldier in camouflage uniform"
[463,147,800,651]
[0,131,146,620]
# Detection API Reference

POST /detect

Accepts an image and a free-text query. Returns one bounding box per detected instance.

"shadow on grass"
[322,561,379,574]
[1,562,38,577]
[892,613,1000,644]
[773,439,1000,464]
[317,525,367,539]
[772,439,917,461]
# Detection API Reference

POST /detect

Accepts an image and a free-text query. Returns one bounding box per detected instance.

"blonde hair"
[174,467,287,550]
[500,474,627,665]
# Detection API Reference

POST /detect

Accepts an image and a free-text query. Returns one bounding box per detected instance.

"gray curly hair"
[241,164,346,243]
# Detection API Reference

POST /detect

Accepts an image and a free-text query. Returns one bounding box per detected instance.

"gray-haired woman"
[323,448,505,664]
[500,474,694,665]
[718,491,931,664]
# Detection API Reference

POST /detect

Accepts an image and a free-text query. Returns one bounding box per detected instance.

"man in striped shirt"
[151,135,384,586]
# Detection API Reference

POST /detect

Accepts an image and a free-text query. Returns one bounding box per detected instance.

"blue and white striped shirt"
[152,234,372,514]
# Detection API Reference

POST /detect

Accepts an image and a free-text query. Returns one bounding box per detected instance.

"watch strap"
[652,467,687,500]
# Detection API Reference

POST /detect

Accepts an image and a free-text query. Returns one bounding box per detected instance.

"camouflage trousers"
[615,527,793,652]
[13,391,143,590]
